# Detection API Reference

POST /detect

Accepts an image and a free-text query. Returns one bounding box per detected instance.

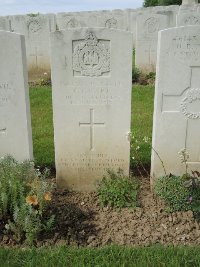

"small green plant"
[0,156,55,245]
[154,175,191,212]
[27,13,40,17]
[130,134,152,176]
[154,148,200,218]
[38,76,51,86]
[97,169,139,208]
[145,72,156,85]
[132,67,141,83]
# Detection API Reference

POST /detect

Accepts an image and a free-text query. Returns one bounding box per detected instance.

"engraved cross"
[162,66,200,164]
[79,108,105,151]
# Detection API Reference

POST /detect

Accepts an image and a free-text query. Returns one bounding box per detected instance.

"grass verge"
[0,245,199,267]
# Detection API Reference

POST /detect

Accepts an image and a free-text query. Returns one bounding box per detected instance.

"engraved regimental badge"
[73,31,110,77]
[180,88,200,120]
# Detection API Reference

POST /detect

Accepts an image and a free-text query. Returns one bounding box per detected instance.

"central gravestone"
[151,26,200,184]
[51,28,132,191]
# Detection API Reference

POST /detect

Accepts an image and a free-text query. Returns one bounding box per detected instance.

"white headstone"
[129,8,144,48]
[129,6,178,49]
[0,31,33,161]
[182,0,198,5]
[96,10,129,30]
[135,13,170,72]
[56,12,99,30]
[10,14,56,78]
[0,16,11,31]
[51,28,132,191]
[177,12,200,26]
[151,26,200,184]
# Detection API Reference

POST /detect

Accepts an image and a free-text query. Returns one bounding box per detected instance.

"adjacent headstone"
[10,14,56,79]
[151,26,200,184]
[129,6,178,48]
[97,10,129,30]
[177,4,200,26]
[56,12,99,30]
[129,8,144,48]
[0,16,11,31]
[51,28,132,191]
[0,31,33,161]
[177,12,200,26]
[182,0,198,5]
[135,13,170,72]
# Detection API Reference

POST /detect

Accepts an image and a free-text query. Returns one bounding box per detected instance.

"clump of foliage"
[183,171,200,220]
[132,67,141,83]
[38,76,51,86]
[27,13,40,17]
[97,170,139,209]
[154,175,191,212]
[132,48,156,85]
[143,0,182,7]
[154,149,200,219]
[132,68,156,85]
[146,72,156,84]
[0,156,55,245]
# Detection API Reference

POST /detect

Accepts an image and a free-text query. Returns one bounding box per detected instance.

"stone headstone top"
[182,0,198,5]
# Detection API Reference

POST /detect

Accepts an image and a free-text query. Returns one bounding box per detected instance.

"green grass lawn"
[29,86,55,168]
[30,84,154,169]
[0,245,200,267]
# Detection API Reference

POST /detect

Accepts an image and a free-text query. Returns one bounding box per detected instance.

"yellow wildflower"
[26,195,38,206]
[44,192,52,201]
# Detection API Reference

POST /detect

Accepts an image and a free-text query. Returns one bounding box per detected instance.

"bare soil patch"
[1,177,200,248]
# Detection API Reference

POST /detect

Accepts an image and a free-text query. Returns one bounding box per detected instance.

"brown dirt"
[1,177,200,248]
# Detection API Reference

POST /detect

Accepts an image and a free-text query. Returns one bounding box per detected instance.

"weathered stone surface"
[182,0,198,5]
[177,4,200,26]
[129,6,178,48]
[97,9,129,31]
[151,26,200,183]
[0,31,33,161]
[135,13,170,72]
[56,10,129,32]
[10,14,56,77]
[177,12,200,26]
[56,12,99,30]
[51,28,132,191]
[0,16,11,31]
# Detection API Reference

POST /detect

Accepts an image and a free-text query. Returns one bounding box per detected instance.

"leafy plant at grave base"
[154,175,191,212]
[176,149,200,219]
[154,149,200,218]
[132,70,156,86]
[97,169,139,209]
[0,156,55,245]
[181,153,200,220]
[145,72,156,84]
[132,67,141,84]
[38,76,52,86]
